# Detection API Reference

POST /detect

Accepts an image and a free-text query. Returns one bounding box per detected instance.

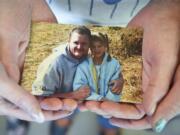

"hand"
[78,0,180,130]
[0,0,43,122]
[110,74,124,95]
[0,63,44,122]
[101,0,180,131]
[128,0,180,116]
[0,0,74,122]
[49,86,90,100]
[110,64,180,133]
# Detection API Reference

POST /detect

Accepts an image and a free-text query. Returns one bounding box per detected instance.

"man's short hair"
[69,26,91,40]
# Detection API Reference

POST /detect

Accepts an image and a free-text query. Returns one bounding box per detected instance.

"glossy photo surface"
[21,22,143,103]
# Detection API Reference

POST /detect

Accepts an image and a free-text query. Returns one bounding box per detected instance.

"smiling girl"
[73,32,124,102]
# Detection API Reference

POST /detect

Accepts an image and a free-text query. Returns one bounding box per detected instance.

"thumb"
[0,63,44,122]
[0,34,20,82]
[142,23,179,116]
[142,59,177,116]
[151,65,180,133]
[127,0,180,116]
[0,26,30,83]
[2,60,20,83]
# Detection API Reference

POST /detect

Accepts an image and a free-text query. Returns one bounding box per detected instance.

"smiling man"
[34,26,91,95]
[31,26,91,135]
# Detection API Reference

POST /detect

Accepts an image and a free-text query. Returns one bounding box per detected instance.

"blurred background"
[1,111,180,135]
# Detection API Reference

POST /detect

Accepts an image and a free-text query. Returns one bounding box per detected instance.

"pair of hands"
[0,0,180,133]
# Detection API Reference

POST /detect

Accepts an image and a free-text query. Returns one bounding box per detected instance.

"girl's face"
[91,41,107,59]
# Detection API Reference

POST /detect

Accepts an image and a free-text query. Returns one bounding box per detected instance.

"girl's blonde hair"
[91,32,112,61]
[91,32,109,52]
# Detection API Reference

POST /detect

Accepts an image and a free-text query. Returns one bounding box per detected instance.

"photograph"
[21,22,143,103]
[1,1,179,135]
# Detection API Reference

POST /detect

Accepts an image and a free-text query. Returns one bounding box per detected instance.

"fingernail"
[153,118,167,133]
[31,112,45,123]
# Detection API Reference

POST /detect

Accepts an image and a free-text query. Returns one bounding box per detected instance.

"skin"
[110,64,180,131]
[81,0,180,132]
[48,86,91,100]
[68,32,90,59]
[0,0,75,122]
[91,41,107,64]
[0,0,179,132]
[110,73,124,95]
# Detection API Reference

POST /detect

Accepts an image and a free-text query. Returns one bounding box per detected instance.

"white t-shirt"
[46,0,150,26]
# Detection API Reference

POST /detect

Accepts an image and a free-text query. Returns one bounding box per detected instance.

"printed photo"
[21,22,143,103]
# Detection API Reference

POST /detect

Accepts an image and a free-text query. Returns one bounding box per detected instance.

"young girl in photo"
[73,32,123,102]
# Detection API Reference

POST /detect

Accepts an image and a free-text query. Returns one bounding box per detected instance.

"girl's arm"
[73,66,103,101]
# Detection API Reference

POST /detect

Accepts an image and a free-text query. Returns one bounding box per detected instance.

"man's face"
[69,32,90,59]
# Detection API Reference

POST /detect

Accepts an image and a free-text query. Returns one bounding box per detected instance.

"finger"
[0,1,31,82]
[0,30,30,82]
[40,97,63,111]
[151,66,180,133]
[111,88,121,94]
[100,101,145,119]
[85,101,109,116]
[110,81,120,92]
[1,83,44,121]
[78,102,89,112]
[0,97,44,123]
[142,23,179,116]
[42,110,73,121]
[0,66,43,121]
[128,7,180,116]
[50,92,74,99]
[62,99,77,111]
[111,87,120,94]
[0,37,20,82]
[143,57,178,116]
[110,117,151,130]
[8,109,72,122]
[111,86,118,92]
[50,87,90,100]
[0,101,72,122]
